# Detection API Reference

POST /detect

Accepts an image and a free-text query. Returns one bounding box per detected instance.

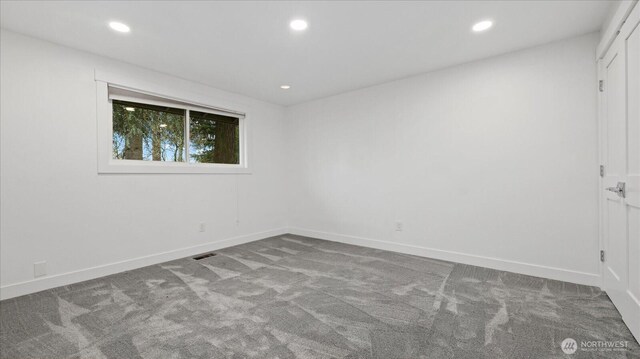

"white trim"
[597,58,606,289]
[97,81,251,174]
[185,108,191,162]
[0,228,287,300]
[596,0,638,60]
[288,228,601,287]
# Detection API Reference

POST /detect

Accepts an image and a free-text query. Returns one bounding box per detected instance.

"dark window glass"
[112,100,185,162]
[189,110,240,164]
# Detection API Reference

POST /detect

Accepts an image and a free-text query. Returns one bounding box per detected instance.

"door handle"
[605,182,626,198]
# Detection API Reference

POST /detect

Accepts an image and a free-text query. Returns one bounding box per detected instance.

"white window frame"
[96,73,250,174]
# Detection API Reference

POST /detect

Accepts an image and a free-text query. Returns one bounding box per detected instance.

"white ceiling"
[1,1,613,106]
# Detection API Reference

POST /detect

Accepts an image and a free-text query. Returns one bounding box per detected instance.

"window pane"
[189,110,240,164]
[112,100,186,162]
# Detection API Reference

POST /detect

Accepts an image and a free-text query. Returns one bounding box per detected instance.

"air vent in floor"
[193,252,217,260]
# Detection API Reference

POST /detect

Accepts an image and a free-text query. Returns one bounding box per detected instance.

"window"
[189,111,239,164]
[112,100,186,162]
[97,81,248,174]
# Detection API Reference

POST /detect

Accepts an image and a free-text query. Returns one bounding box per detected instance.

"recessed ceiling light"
[109,21,130,33]
[280,85,291,90]
[290,19,308,31]
[472,20,493,32]
[125,107,135,112]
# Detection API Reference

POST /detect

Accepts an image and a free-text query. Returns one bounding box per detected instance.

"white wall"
[0,30,288,299]
[1,29,603,299]
[286,33,601,286]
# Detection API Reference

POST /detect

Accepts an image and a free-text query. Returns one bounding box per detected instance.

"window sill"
[98,160,251,174]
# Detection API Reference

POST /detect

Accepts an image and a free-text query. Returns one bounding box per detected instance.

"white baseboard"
[288,227,601,287]
[0,228,287,300]
[1,227,601,300]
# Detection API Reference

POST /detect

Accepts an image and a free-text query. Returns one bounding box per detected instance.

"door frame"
[597,0,638,288]
[594,0,640,288]
[597,0,640,342]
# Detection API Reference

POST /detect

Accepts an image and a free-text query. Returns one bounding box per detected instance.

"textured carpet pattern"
[1,235,638,358]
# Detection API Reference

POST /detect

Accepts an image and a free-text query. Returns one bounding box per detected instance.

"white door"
[600,3,640,342]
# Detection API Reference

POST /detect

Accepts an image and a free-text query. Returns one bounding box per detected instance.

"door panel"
[605,51,625,181]
[606,200,625,281]
[603,38,627,290]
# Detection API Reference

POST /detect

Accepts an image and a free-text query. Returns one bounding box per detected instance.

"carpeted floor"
[1,235,638,359]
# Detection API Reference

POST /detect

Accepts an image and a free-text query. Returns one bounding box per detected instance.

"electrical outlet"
[34,261,46,278]
[199,222,206,232]
[395,221,403,231]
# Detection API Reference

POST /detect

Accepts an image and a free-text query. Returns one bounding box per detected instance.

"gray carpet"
[1,235,638,359]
